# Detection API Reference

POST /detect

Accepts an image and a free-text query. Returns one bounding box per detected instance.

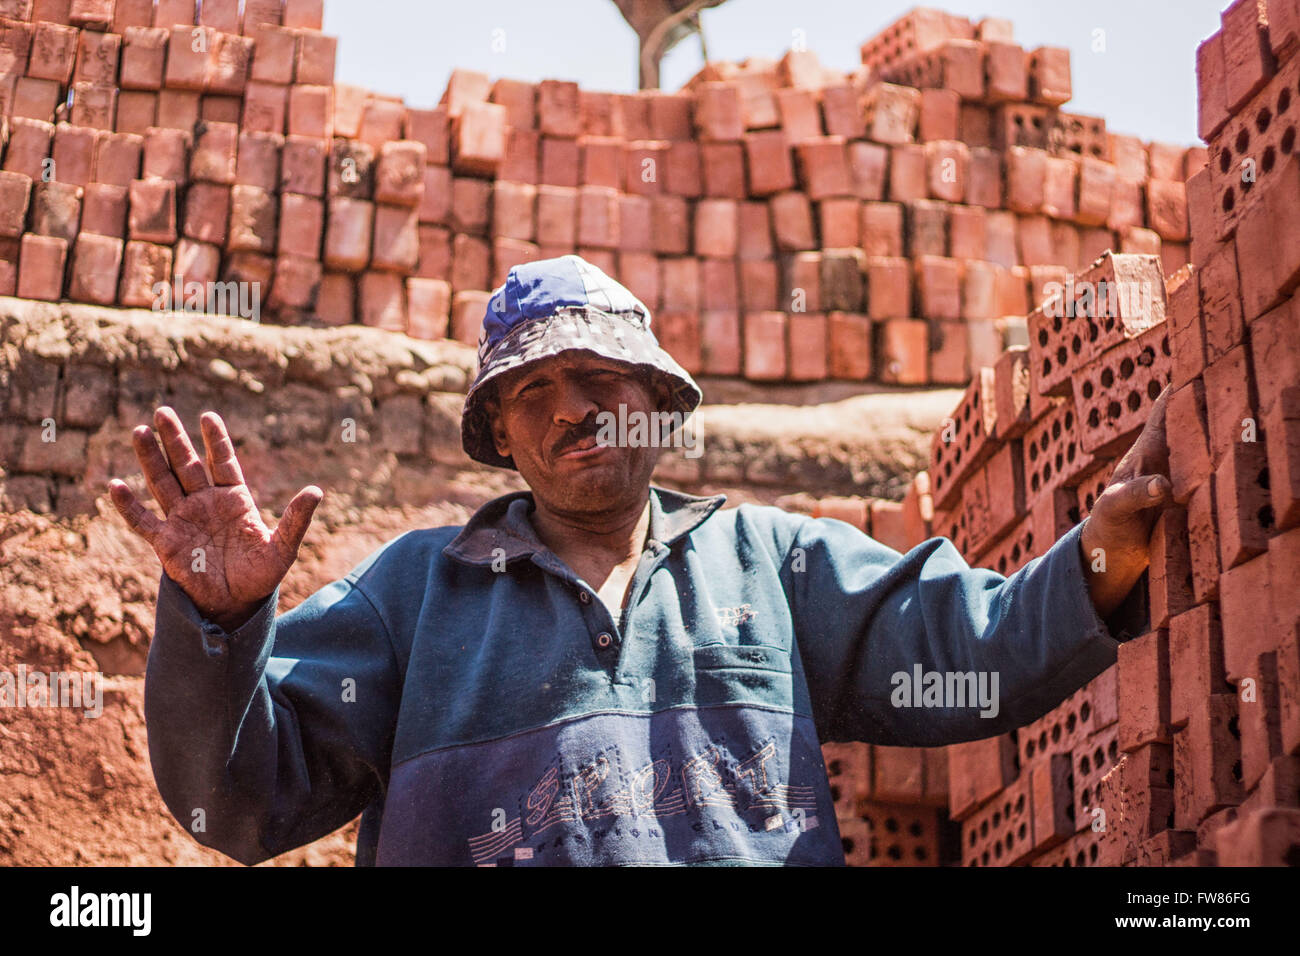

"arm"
[145,562,401,866]
[785,517,1121,747]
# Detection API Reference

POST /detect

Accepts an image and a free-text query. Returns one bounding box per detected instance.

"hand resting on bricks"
[1079,384,1174,618]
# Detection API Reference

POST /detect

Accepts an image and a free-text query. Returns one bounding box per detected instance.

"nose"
[550,374,600,426]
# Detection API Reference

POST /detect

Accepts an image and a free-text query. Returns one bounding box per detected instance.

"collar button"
[579,590,592,605]
[596,632,613,648]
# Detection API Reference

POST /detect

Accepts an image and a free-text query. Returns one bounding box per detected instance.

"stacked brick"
[895,0,1300,866]
[1,2,1200,388]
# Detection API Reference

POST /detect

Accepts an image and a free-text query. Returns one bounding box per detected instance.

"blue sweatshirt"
[144,485,1121,866]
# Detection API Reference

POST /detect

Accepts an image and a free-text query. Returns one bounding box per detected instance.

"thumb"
[271,485,324,561]
[1098,473,1171,520]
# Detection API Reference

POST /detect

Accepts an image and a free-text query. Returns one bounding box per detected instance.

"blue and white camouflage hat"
[461,254,702,470]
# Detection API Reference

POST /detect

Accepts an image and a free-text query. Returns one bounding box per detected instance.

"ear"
[486,394,511,458]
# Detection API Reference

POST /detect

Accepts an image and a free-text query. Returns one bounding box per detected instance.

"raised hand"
[108,407,322,631]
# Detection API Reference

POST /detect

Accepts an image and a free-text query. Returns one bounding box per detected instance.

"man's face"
[488,352,670,514]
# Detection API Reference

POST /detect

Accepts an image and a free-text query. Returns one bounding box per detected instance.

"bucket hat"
[461,254,702,469]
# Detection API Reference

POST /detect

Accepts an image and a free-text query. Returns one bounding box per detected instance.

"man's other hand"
[108,407,322,631]
[1079,385,1173,620]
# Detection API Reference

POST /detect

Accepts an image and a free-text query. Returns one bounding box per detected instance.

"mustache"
[551,416,604,458]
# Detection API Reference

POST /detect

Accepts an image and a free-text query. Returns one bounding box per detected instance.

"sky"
[322,0,1237,147]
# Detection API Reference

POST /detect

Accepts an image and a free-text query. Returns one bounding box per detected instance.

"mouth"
[555,434,613,462]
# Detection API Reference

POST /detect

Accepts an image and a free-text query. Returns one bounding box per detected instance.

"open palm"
[109,407,322,629]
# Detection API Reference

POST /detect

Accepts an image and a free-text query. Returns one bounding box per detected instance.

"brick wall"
[0,3,1200,389]
[838,0,1300,867]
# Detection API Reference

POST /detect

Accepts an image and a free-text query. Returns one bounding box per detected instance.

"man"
[109,254,1171,866]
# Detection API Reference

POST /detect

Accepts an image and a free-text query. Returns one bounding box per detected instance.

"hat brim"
[461,306,702,470]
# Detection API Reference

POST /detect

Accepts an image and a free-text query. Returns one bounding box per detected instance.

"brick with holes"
[1149,507,1194,630]
[1166,265,1205,391]
[1215,438,1272,570]
[1240,651,1284,790]
[1264,386,1300,531]
[1202,344,1257,469]
[1174,693,1245,829]
[961,772,1034,866]
[1071,323,1172,455]
[1220,551,1278,685]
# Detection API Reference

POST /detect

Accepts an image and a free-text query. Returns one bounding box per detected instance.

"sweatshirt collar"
[442,485,727,567]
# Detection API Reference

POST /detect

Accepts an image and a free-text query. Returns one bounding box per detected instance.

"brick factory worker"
[108,254,1172,867]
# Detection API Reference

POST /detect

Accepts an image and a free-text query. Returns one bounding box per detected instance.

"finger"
[1097,473,1171,519]
[154,406,211,494]
[131,424,186,515]
[108,479,164,545]
[200,411,245,487]
[270,485,324,561]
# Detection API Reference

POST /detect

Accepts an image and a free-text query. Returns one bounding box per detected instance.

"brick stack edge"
[0,2,1198,388]
[821,0,1300,867]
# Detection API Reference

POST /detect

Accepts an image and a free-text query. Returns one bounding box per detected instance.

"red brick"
[451,233,491,292]
[861,82,919,145]
[17,233,67,300]
[1196,33,1231,141]
[772,87,821,142]
[576,185,619,249]
[847,142,888,201]
[359,271,406,331]
[820,249,863,311]
[1174,694,1244,828]
[450,177,490,236]
[286,84,332,139]
[293,31,336,87]
[1269,525,1300,637]
[818,198,859,249]
[1005,146,1046,213]
[924,140,968,204]
[1071,322,1173,456]
[120,26,167,90]
[280,136,325,198]
[70,82,117,131]
[700,310,741,376]
[1027,46,1071,106]
[1169,604,1230,731]
[29,181,82,246]
[742,311,786,381]
[11,77,62,123]
[737,201,772,261]
[618,139,665,196]
[442,289,483,343]
[534,78,579,139]
[0,171,32,239]
[735,260,776,312]
[614,194,650,253]
[1167,266,1205,391]
[578,90,615,138]
[28,21,77,84]
[414,226,450,280]
[1166,379,1210,503]
[115,91,157,135]
[91,132,142,189]
[1203,345,1257,469]
[860,202,904,258]
[577,136,620,190]
[1117,629,1172,752]
[282,0,323,29]
[439,69,489,119]
[785,312,828,381]
[908,199,948,259]
[127,178,176,243]
[888,144,926,202]
[876,319,928,385]
[538,137,579,189]
[983,39,1027,101]
[743,130,794,197]
[659,257,699,312]
[1149,507,1194,630]
[927,319,969,385]
[2,119,53,182]
[914,255,960,321]
[918,88,959,142]
[67,232,123,305]
[1107,177,1145,234]
[1220,551,1278,684]
[615,251,658,310]
[1282,622,1300,758]
[1215,437,1272,569]
[1222,0,1275,111]
[826,312,871,381]
[651,195,689,255]
[451,101,507,177]
[688,198,734,258]
[694,82,743,141]
[266,254,321,312]
[318,197,373,271]
[1238,651,1284,788]
[356,100,405,153]
[770,191,814,251]
[700,141,745,199]
[1187,478,1221,603]
[370,140,426,209]
[949,205,986,261]
[404,107,450,166]
[663,141,701,198]
[117,240,172,307]
[404,277,449,339]
[533,185,575,248]
[1264,386,1300,531]
[181,181,230,245]
[1073,157,1114,227]
[277,191,321,259]
[155,0,196,26]
[795,136,851,200]
[820,84,863,139]
[189,121,237,184]
[226,183,275,254]
[783,252,820,313]
[991,346,1031,440]
[369,203,417,273]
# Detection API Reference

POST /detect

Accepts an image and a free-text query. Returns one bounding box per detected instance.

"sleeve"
[783,517,1123,747]
[144,567,402,866]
